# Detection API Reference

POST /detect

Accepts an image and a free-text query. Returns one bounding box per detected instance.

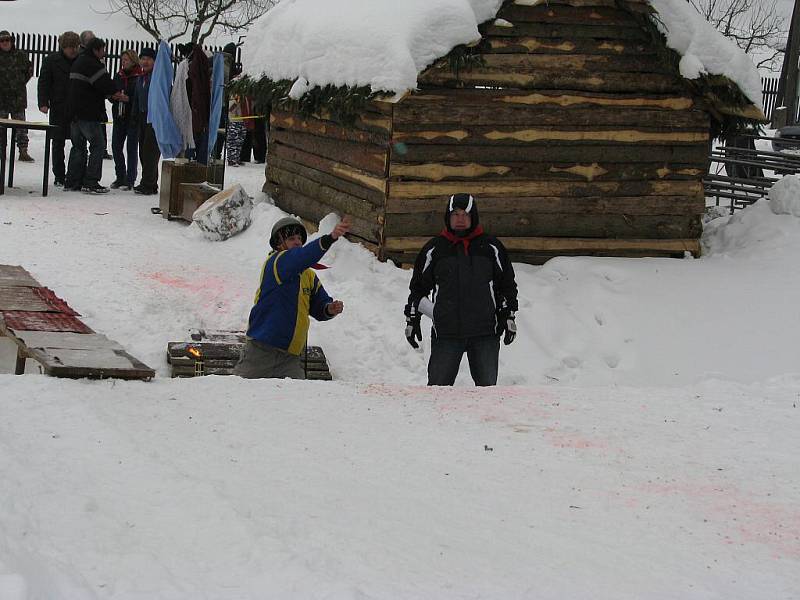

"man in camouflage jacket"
[0,30,34,161]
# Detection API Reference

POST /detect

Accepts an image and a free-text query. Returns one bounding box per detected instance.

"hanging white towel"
[170,58,195,151]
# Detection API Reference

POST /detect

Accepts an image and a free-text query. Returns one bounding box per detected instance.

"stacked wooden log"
[265,0,711,263]
[265,106,392,252]
[167,330,332,380]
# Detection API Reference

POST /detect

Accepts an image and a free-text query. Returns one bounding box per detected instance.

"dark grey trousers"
[66,120,105,188]
[234,339,305,379]
[427,334,500,386]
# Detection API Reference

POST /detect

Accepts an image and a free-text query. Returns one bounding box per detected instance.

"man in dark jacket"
[37,31,80,186]
[0,30,34,162]
[131,47,159,195]
[64,37,126,193]
[404,194,519,386]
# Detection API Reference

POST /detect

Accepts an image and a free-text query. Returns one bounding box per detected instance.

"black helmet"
[444,193,479,236]
[269,216,307,249]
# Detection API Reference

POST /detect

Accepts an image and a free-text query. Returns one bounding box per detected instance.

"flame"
[187,347,202,359]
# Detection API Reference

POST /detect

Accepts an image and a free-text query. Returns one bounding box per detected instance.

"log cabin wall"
[264,102,393,248]
[383,0,710,264]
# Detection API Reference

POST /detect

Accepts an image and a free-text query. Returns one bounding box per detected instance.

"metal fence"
[11,32,241,78]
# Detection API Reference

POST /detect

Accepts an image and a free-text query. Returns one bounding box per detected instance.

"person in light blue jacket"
[235,216,350,379]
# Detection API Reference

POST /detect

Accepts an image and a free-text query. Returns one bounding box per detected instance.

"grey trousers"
[234,339,305,379]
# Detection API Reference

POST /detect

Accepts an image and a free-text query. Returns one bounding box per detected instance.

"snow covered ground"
[1,126,799,597]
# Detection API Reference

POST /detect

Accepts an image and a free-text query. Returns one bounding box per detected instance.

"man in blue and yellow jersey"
[235,216,350,379]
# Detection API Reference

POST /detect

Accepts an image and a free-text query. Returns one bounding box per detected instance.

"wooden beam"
[387,179,704,198]
[480,22,650,40]
[403,88,696,111]
[477,52,668,73]
[268,164,382,221]
[419,67,682,94]
[273,187,381,243]
[393,104,708,128]
[385,195,705,215]
[384,236,700,254]
[483,36,651,55]
[384,212,702,239]
[267,155,386,206]
[270,110,390,145]
[269,143,387,193]
[392,126,707,145]
[271,128,388,175]
[389,161,705,182]
[390,143,710,165]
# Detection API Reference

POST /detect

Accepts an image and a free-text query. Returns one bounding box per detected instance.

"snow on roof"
[243,0,762,109]
[242,0,503,98]
[650,0,763,110]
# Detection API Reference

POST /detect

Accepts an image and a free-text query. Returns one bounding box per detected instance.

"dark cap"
[0,31,12,41]
[139,47,157,60]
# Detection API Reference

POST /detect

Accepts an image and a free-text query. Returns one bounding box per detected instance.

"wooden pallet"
[167,329,332,380]
[0,265,155,380]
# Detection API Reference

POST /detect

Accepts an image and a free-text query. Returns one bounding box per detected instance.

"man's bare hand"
[326,300,344,316]
[39,106,49,114]
[331,216,351,240]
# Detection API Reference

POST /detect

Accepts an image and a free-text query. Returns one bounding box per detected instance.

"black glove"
[404,304,422,349]
[497,309,517,345]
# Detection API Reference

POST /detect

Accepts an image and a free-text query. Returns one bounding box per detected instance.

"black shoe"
[65,184,82,192]
[54,179,65,187]
[134,186,158,195]
[109,180,125,189]
[82,184,110,194]
[103,152,113,160]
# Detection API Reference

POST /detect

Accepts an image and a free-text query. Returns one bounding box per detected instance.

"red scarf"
[118,65,143,88]
[440,224,484,255]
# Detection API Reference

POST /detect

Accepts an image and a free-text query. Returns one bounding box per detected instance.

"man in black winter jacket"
[64,37,127,193]
[37,31,80,187]
[404,193,519,386]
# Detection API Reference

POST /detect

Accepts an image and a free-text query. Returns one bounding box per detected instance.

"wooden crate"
[159,161,225,221]
[177,182,223,221]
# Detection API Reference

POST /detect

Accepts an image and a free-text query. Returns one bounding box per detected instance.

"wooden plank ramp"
[0,265,155,380]
[167,329,332,380]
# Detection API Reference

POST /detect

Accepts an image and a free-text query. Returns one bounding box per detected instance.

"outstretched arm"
[274,217,351,283]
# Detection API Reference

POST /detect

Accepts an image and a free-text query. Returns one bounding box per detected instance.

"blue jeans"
[427,334,500,386]
[66,120,105,188]
[112,119,138,186]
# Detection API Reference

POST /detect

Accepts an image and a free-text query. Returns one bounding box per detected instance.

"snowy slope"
[1,375,798,598]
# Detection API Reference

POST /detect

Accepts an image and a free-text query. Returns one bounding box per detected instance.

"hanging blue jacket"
[247,236,335,355]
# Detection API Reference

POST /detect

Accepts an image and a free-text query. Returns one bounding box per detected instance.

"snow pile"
[768,174,800,217]
[650,0,763,109]
[242,0,503,95]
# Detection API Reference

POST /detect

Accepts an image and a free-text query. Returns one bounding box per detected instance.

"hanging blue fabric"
[206,52,225,163]
[148,40,183,159]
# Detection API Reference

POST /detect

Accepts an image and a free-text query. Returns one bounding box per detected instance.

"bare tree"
[688,0,787,70]
[105,0,277,45]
